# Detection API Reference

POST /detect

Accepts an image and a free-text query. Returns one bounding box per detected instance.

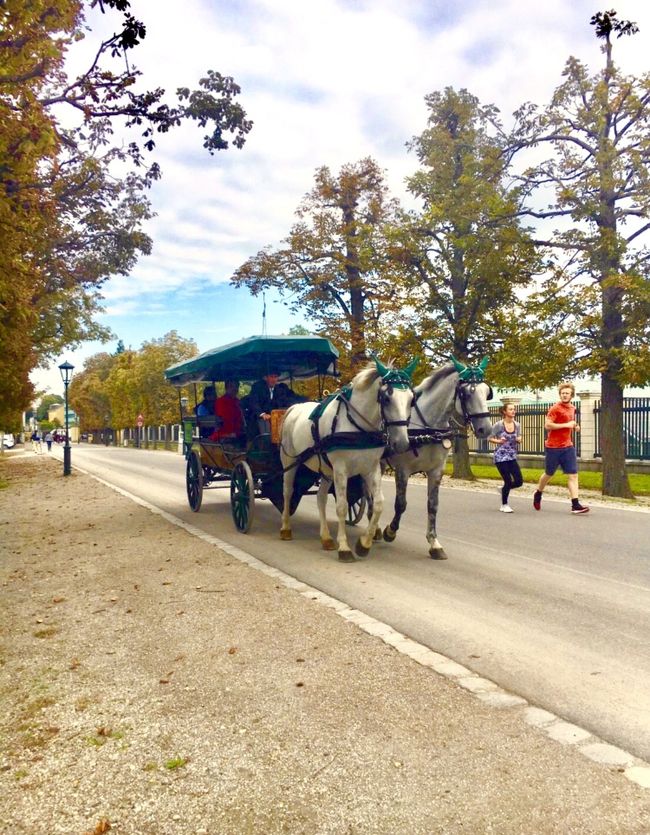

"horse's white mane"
[350,360,397,392]
[418,363,456,392]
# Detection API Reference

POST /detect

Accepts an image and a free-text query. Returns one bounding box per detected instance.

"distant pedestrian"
[533,382,589,514]
[45,432,53,452]
[31,430,42,454]
[488,403,523,513]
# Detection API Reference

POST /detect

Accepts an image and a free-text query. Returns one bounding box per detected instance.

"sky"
[32,0,650,400]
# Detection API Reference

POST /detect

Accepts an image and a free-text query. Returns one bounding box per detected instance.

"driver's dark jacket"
[248,381,302,418]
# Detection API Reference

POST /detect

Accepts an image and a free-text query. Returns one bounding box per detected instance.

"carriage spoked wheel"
[346,495,367,526]
[186,450,203,512]
[230,461,255,533]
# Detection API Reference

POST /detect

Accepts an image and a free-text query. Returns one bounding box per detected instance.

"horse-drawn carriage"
[166,335,494,561]
[164,334,367,533]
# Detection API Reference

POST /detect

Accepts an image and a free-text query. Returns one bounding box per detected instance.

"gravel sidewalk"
[1,453,650,835]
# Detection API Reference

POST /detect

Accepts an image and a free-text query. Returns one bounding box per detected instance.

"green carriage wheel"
[186,450,203,512]
[346,495,367,526]
[230,461,255,533]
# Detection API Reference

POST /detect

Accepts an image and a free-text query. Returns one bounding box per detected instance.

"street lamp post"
[58,360,74,476]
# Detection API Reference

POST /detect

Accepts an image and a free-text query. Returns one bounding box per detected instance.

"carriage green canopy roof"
[164,335,340,386]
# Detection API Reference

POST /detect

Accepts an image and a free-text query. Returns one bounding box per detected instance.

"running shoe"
[500,504,514,513]
[533,490,543,511]
[571,503,589,514]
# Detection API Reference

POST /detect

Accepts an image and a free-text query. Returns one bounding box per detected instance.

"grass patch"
[21,696,56,720]
[86,727,125,747]
[445,463,650,497]
[164,756,188,770]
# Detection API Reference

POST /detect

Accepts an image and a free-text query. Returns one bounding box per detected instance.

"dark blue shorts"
[545,445,578,476]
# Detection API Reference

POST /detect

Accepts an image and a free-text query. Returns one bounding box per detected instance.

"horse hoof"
[321,538,336,551]
[429,548,448,560]
[338,550,355,562]
[280,530,293,541]
[383,526,396,543]
[373,528,382,541]
[355,540,370,558]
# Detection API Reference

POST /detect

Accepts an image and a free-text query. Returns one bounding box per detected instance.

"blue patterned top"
[491,419,520,463]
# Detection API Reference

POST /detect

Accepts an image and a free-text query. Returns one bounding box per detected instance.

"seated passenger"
[210,379,245,442]
[195,385,217,438]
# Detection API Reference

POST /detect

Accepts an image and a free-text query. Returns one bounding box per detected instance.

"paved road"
[61,444,650,762]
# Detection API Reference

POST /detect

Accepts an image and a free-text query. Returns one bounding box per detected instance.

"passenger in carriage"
[210,379,245,443]
[195,385,217,438]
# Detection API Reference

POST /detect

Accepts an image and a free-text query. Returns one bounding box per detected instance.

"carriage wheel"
[346,495,367,526]
[231,461,255,533]
[186,451,203,512]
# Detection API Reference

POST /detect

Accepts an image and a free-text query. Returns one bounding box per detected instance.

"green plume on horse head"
[451,356,489,382]
[371,354,419,389]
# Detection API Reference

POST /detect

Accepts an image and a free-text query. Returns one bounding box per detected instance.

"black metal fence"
[469,402,582,456]
[594,398,650,460]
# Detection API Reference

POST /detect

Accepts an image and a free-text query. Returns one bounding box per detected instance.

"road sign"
[137,414,144,428]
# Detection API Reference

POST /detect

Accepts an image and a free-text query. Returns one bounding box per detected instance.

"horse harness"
[407,376,492,455]
[283,374,414,475]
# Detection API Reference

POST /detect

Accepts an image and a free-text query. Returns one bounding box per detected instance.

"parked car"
[53,432,67,443]
[1,433,15,448]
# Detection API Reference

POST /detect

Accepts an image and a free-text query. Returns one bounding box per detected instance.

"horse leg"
[280,465,297,541]
[333,469,354,561]
[317,477,336,550]
[365,492,382,540]
[356,468,383,557]
[426,466,447,560]
[383,467,408,543]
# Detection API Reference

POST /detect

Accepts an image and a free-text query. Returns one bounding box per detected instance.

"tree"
[71,331,197,430]
[515,10,650,497]
[68,352,115,431]
[0,0,251,414]
[390,88,539,478]
[36,394,64,423]
[231,158,405,375]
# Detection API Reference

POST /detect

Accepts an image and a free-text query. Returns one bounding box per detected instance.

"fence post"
[577,390,599,459]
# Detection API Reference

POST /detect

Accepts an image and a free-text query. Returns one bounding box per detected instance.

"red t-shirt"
[545,401,575,448]
[211,394,244,440]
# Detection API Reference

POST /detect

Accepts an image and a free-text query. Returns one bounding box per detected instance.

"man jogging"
[533,382,589,514]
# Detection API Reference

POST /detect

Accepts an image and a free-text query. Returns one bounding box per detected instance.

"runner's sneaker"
[500,504,514,513]
[533,490,543,511]
[571,502,589,514]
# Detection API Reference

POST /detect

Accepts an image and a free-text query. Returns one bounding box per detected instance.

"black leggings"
[496,459,523,504]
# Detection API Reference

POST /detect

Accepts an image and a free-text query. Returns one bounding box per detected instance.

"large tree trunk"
[451,434,476,481]
[600,371,633,498]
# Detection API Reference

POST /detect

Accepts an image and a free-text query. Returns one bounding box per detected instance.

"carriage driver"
[249,369,306,434]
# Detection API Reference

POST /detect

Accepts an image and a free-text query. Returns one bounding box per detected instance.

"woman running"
[488,403,523,512]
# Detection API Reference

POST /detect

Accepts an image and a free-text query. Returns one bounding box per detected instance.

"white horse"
[383,358,493,560]
[280,357,417,562]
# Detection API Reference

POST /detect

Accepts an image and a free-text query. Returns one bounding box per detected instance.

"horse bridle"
[454,379,492,425]
[377,381,413,430]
